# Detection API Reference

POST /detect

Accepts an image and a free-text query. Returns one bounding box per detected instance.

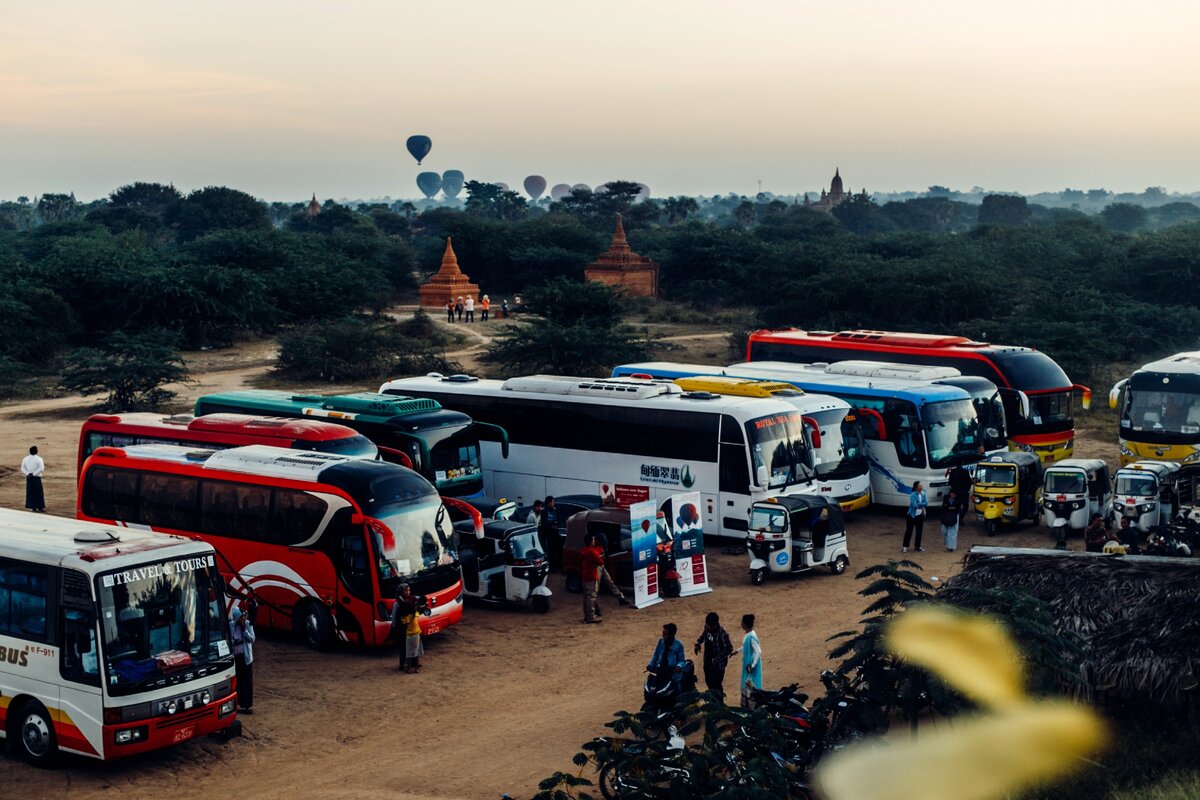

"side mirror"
[1108,379,1127,411]
[756,465,769,488]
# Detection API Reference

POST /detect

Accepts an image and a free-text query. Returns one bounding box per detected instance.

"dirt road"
[0,349,1120,800]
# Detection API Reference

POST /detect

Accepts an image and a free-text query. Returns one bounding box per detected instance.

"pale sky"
[2,0,1198,201]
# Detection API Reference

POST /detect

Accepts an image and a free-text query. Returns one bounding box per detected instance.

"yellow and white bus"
[0,509,237,765]
[1110,352,1200,467]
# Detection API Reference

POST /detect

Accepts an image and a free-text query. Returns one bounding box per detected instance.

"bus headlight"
[114,726,147,745]
[219,699,236,717]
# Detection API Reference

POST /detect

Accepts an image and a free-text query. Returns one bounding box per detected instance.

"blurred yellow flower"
[818,606,1108,800]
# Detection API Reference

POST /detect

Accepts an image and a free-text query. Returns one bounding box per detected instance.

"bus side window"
[884,400,925,470]
[140,474,200,531]
[272,489,327,545]
[82,466,141,521]
[60,608,100,686]
[0,559,50,642]
[333,509,373,600]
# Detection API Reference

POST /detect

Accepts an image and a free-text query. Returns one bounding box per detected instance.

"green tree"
[662,196,700,225]
[168,186,271,242]
[108,182,182,215]
[1101,202,1150,233]
[464,181,528,221]
[276,313,457,382]
[60,329,190,410]
[977,194,1032,226]
[832,193,894,235]
[36,193,81,225]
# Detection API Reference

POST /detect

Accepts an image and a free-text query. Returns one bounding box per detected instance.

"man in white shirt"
[464,296,475,323]
[20,445,46,512]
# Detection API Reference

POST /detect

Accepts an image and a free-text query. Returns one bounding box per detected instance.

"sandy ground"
[0,321,1121,800]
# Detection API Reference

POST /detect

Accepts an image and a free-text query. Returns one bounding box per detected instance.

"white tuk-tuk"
[1112,461,1181,533]
[1041,458,1113,534]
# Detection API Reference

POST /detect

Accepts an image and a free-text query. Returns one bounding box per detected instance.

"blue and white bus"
[612,361,1005,507]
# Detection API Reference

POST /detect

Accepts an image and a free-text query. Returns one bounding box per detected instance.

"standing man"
[464,295,475,323]
[455,297,464,322]
[902,481,928,553]
[500,299,509,319]
[230,606,256,714]
[540,496,560,570]
[525,499,543,527]
[581,534,605,624]
[391,584,425,673]
[21,446,46,513]
[941,489,962,552]
[948,464,973,523]
[480,295,490,322]
[445,298,455,323]
[694,612,734,702]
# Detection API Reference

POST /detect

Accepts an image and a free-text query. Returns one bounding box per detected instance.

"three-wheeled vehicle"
[1112,460,1180,533]
[454,519,552,613]
[1041,458,1113,534]
[561,507,682,597]
[746,495,849,585]
[973,452,1043,536]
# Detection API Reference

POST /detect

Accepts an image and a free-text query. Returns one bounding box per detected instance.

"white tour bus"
[0,509,237,765]
[611,361,1004,507]
[378,374,817,537]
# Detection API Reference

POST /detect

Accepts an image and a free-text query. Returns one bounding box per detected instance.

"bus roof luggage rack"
[831,330,979,348]
[292,392,440,416]
[823,360,962,381]
[502,375,682,400]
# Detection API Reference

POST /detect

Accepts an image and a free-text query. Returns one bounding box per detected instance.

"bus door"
[717,415,752,533]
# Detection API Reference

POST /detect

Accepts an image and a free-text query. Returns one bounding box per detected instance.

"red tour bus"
[77,444,463,650]
[77,412,378,475]
[746,329,1091,463]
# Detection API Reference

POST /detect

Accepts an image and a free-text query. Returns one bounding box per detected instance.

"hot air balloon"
[494,182,509,192]
[550,183,572,201]
[572,183,592,193]
[406,135,432,165]
[595,183,611,195]
[442,170,464,199]
[637,183,652,200]
[523,175,547,200]
[416,171,442,199]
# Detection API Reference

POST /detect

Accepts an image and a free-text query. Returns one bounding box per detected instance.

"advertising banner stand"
[628,500,662,608]
[666,491,712,597]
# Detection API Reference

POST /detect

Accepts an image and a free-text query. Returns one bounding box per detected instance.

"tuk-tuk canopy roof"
[754,494,846,531]
[1049,458,1109,473]
[982,451,1041,470]
[1119,461,1181,480]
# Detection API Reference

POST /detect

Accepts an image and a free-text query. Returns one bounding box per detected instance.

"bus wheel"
[296,602,335,651]
[831,555,849,575]
[564,574,583,594]
[660,577,682,599]
[16,701,58,768]
[531,595,551,614]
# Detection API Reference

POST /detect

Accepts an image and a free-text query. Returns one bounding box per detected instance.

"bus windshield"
[97,556,230,696]
[415,423,483,489]
[1115,473,1156,497]
[298,434,379,459]
[1126,382,1200,435]
[746,413,813,490]
[369,496,458,583]
[1028,391,1073,427]
[922,399,983,469]
[808,408,866,480]
[974,463,1016,487]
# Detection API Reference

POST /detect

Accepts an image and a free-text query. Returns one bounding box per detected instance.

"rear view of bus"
[0,510,236,765]
[77,445,463,649]
[745,329,1087,463]
[193,391,507,498]
[1110,352,1200,467]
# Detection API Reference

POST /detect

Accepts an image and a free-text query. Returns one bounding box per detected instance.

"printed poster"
[599,482,651,509]
[628,500,662,609]
[667,491,711,597]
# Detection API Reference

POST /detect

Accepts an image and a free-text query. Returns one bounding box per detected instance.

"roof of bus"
[0,508,207,572]
[86,412,363,442]
[1134,351,1200,375]
[612,362,970,404]
[86,444,437,501]
[671,377,850,413]
[194,390,450,424]
[378,374,814,417]
[749,328,1031,354]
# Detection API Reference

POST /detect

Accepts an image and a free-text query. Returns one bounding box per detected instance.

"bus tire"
[296,601,335,651]
[831,555,849,575]
[531,595,551,614]
[564,574,583,594]
[14,700,58,768]
[660,577,682,599]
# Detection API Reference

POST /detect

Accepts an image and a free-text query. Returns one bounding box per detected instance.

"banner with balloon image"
[628,499,662,609]
[665,491,711,596]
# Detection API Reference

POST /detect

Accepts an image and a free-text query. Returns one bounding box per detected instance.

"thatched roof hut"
[943,547,1200,707]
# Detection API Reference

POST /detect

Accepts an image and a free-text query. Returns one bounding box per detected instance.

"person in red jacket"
[581,533,605,624]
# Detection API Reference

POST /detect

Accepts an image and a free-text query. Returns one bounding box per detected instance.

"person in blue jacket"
[902,480,928,553]
[647,623,686,691]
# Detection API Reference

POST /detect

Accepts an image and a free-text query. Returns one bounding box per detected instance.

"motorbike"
[973,452,1042,536]
[1145,531,1193,557]
[454,519,552,613]
[747,496,849,585]
[641,659,698,735]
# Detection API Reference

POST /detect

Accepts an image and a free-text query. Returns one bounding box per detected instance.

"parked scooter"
[641,660,697,734]
[1145,531,1193,557]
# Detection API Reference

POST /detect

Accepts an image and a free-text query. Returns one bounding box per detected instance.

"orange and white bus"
[747,329,1091,463]
[77,445,462,650]
[0,509,237,765]
[77,412,378,475]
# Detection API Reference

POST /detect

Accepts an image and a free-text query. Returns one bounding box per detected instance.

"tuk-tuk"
[454,519,552,613]
[561,508,682,597]
[1112,461,1180,533]
[746,495,849,585]
[973,452,1043,536]
[1041,458,1113,534]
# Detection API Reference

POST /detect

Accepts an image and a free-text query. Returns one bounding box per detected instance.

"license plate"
[173,726,195,743]
[425,622,441,634]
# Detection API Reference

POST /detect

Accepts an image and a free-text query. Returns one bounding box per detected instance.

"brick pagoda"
[419,237,480,308]
[584,214,658,298]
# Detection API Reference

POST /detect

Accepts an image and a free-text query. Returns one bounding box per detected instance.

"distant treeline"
[2,180,1199,389]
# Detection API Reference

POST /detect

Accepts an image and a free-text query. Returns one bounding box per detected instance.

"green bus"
[194,391,508,498]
